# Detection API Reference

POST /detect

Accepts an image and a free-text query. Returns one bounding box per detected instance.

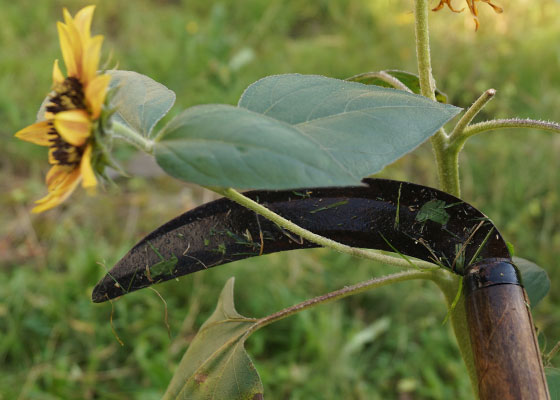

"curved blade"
[92,179,510,302]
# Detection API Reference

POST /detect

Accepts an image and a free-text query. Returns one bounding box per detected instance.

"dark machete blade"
[92,178,510,302]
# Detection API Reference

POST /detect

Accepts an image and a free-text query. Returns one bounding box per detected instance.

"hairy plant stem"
[414,0,436,102]
[430,272,478,397]
[111,121,154,154]
[209,186,439,271]
[445,117,560,203]
[451,117,560,152]
[414,1,477,396]
[252,270,437,332]
[414,0,457,196]
[449,89,496,142]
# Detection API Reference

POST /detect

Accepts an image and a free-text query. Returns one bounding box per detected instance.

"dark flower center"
[46,77,86,114]
[47,77,88,166]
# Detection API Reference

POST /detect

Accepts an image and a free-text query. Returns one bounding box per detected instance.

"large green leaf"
[163,278,263,400]
[156,74,460,189]
[108,70,176,138]
[348,70,448,103]
[514,256,550,308]
[546,368,560,399]
[239,74,459,182]
[154,104,360,188]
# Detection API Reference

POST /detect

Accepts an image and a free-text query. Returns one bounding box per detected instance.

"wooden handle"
[464,259,550,400]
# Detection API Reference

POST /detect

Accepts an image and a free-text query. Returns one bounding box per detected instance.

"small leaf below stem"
[162,278,263,400]
[514,256,551,308]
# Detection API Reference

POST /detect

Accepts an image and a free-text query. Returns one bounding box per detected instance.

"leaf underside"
[108,70,176,138]
[155,74,461,189]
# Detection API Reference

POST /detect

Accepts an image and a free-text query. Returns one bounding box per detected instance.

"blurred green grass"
[1,0,559,398]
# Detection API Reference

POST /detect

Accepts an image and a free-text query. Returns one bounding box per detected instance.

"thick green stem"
[440,90,498,195]
[414,0,458,195]
[208,186,438,271]
[430,271,478,398]
[414,0,436,101]
[438,151,461,198]
[413,1,477,396]
[111,121,154,154]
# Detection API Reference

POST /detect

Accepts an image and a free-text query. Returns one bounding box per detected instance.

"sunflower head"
[14,6,112,213]
[432,0,503,30]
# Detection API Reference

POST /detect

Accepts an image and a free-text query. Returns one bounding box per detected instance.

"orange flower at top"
[15,6,111,213]
[432,0,503,30]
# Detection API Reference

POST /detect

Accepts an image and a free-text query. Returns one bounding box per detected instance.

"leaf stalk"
[208,186,439,271]
[111,121,154,154]
[254,270,437,331]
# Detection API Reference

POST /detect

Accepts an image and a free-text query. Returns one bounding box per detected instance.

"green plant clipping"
[155,74,460,189]
[514,256,551,308]
[108,70,176,138]
[415,199,451,225]
[163,278,263,400]
[148,255,178,279]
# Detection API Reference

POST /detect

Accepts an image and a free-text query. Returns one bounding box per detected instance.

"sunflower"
[14,5,111,213]
[432,0,503,30]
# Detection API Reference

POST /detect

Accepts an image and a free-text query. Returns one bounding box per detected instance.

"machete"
[92,178,507,301]
[92,178,549,399]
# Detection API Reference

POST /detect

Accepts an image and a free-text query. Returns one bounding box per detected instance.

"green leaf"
[239,74,459,181]
[154,104,361,189]
[546,368,560,399]
[348,70,448,103]
[514,256,550,308]
[163,278,263,400]
[156,74,460,189]
[108,70,175,138]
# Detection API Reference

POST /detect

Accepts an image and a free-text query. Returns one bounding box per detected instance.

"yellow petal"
[52,59,65,85]
[52,167,82,197]
[82,35,104,87]
[32,168,82,213]
[32,193,63,213]
[85,74,110,119]
[48,147,56,165]
[54,109,92,146]
[62,8,74,27]
[57,22,79,77]
[46,164,74,190]
[80,144,97,188]
[74,6,96,40]
[15,121,53,146]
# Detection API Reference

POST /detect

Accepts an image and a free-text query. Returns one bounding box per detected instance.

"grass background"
[1,0,560,398]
